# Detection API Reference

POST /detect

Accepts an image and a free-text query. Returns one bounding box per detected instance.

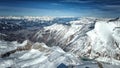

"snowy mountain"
[0,16,120,68]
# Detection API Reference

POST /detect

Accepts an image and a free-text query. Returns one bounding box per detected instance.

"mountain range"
[0,16,120,68]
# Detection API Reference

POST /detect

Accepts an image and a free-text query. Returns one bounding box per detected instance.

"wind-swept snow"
[87,20,120,65]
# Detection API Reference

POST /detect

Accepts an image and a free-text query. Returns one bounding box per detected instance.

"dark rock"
[57,63,68,68]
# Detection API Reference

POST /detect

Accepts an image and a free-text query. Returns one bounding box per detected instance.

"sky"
[0,0,120,17]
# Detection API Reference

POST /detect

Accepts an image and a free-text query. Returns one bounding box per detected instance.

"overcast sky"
[0,0,120,17]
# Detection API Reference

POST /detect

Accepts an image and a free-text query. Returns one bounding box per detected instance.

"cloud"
[97,4,120,13]
[104,5,120,9]
[60,0,92,3]
[51,3,61,6]
[0,6,59,16]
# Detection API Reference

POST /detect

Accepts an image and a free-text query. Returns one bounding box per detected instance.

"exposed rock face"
[108,17,119,22]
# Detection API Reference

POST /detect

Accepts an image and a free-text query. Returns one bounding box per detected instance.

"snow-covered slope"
[0,40,81,68]
[87,21,120,65]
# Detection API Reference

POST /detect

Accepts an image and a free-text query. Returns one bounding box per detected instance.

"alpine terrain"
[0,16,120,68]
